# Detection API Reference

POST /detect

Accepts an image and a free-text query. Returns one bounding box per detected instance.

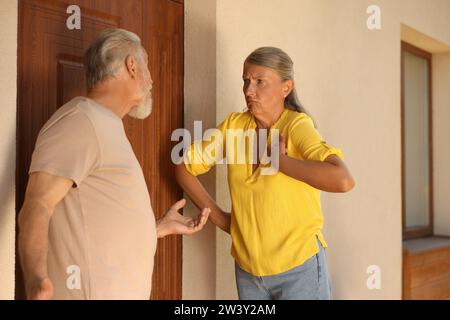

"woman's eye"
[257,79,264,84]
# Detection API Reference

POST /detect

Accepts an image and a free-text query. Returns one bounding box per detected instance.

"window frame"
[401,41,434,240]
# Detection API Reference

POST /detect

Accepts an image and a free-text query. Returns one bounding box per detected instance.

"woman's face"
[242,62,291,117]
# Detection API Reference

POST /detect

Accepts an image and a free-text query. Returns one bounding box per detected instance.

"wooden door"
[16,0,183,299]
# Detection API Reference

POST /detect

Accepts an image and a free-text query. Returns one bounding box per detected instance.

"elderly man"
[18,28,210,300]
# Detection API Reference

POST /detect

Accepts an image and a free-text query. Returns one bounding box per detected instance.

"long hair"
[245,46,317,127]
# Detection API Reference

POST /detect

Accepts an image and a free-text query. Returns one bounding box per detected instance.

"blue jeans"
[234,236,332,300]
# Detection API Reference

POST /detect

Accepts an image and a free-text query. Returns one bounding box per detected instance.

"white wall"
[182,0,217,299]
[0,0,18,300]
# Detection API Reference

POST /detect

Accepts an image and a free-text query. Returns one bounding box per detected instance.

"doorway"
[16,0,184,299]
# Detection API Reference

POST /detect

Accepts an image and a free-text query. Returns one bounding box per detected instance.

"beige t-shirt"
[29,96,157,300]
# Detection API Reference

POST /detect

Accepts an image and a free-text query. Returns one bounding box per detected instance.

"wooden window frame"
[401,41,434,240]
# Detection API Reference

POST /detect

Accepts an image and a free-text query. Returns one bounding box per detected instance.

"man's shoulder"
[39,97,94,135]
[41,96,123,136]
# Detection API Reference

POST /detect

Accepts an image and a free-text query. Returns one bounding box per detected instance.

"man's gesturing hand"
[156,199,210,238]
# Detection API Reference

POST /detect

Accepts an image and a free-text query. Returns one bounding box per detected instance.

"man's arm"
[18,172,73,300]
[175,164,231,234]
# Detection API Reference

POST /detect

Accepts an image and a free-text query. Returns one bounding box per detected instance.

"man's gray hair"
[85,28,143,90]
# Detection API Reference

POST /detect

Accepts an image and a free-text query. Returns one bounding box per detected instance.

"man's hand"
[27,277,54,300]
[156,199,210,238]
[19,172,73,300]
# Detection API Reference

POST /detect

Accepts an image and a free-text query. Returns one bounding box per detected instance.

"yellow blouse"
[183,108,344,276]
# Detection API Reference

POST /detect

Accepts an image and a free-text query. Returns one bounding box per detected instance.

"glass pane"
[404,51,430,229]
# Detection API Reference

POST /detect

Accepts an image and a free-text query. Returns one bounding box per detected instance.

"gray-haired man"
[18,28,210,300]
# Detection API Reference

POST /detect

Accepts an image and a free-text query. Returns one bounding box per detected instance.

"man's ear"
[282,79,293,97]
[125,55,137,79]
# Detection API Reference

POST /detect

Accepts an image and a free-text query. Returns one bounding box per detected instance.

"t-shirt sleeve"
[183,113,232,176]
[289,114,344,162]
[29,110,101,187]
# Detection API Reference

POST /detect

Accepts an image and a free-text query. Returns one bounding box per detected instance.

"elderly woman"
[175,47,355,300]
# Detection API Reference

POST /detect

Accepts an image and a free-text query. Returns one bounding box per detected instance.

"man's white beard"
[128,92,153,119]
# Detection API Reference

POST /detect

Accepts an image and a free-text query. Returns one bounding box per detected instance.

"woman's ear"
[282,79,293,97]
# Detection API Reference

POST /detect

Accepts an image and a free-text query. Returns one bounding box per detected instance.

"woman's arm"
[279,154,355,192]
[278,136,355,192]
[277,113,356,192]
[175,163,231,233]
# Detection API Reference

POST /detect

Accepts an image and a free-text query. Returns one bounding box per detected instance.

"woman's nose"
[244,85,255,98]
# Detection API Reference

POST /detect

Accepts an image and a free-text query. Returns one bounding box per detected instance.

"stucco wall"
[182,0,217,299]
[0,0,18,300]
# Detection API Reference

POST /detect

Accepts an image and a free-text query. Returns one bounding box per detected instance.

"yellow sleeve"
[183,113,232,176]
[289,114,344,162]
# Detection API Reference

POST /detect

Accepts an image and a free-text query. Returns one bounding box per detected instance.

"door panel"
[16,0,183,299]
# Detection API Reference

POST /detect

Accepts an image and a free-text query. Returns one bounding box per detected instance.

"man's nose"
[147,70,153,85]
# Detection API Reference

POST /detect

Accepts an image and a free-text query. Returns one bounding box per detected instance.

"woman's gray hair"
[245,46,317,127]
[85,28,143,90]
